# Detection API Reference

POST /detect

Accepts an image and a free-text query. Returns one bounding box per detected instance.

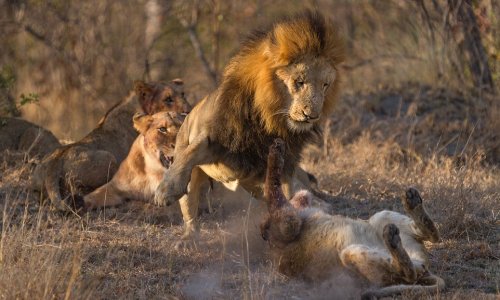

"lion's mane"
[207,11,345,177]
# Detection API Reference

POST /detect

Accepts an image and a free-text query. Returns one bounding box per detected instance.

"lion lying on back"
[32,79,190,211]
[261,139,444,299]
[84,112,184,209]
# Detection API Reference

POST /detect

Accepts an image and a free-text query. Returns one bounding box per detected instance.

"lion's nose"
[302,110,319,121]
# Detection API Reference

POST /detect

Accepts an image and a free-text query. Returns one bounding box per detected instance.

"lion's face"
[134,79,191,115]
[133,111,185,168]
[276,57,336,132]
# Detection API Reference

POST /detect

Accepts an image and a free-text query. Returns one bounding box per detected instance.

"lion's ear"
[275,68,290,82]
[134,80,154,98]
[133,113,153,134]
[171,78,184,93]
[178,112,187,123]
[171,78,184,86]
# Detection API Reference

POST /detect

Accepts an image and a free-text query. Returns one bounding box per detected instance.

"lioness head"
[133,111,185,168]
[134,79,191,115]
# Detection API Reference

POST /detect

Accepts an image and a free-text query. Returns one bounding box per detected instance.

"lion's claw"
[153,188,181,206]
[154,172,188,206]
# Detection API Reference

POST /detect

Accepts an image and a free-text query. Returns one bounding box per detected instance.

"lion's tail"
[36,147,75,211]
[43,156,69,211]
[361,274,445,300]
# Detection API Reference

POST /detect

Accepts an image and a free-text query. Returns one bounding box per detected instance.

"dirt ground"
[0,86,498,299]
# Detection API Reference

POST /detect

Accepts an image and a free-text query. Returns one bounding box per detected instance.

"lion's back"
[0,117,61,158]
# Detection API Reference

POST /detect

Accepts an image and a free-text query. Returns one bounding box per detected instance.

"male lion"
[262,139,444,299]
[154,12,345,242]
[84,111,184,209]
[33,79,190,211]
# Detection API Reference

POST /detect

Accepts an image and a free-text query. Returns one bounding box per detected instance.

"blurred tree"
[0,0,498,138]
[449,0,495,92]
[416,0,496,93]
[174,0,218,87]
[0,67,19,117]
[144,0,164,81]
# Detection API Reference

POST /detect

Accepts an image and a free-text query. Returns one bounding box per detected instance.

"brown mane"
[209,11,345,177]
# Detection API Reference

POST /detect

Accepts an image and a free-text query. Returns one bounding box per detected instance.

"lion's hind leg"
[383,223,417,283]
[65,149,118,190]
[341,224,417,286]
[403,188,440,243]
[83,182,125,210]
[340,244,394,286]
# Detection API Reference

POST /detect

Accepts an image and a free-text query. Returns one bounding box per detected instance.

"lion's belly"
[199,162,241,183]
[199,162,264,196]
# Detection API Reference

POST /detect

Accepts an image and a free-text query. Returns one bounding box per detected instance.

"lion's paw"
[154,177,186,206]
[174,239,199,251]
[174,225,200,251]
[404,187,423,211]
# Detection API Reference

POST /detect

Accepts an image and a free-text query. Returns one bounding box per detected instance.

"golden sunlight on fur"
[32,80,190,211]
[84,112,184,209]
[261,139,445,299]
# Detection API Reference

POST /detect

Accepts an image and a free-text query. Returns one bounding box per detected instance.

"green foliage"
[19,93,40,107]
[0,66,15,90]
[0,66,39,118]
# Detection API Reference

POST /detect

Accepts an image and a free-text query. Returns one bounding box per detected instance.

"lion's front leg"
[154,134,212,206]
[174,166,210,249]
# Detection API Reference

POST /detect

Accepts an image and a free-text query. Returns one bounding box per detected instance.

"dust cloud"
[180,183,364,299]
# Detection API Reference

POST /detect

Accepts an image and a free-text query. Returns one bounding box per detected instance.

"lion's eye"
[158,127,167,133]
[295,80,304,90]
[165,96,174,104]
[323,83,329,89]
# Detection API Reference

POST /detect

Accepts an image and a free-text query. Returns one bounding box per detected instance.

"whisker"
[272,109,289,117]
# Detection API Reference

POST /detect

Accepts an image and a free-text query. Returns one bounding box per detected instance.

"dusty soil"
[0,86,498,299]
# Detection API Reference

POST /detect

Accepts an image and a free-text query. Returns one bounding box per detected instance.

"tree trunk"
[452,0,495,92]
[144,0,163,81]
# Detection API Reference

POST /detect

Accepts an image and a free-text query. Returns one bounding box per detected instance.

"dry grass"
[1,85,499,299]
[1,1,499,298]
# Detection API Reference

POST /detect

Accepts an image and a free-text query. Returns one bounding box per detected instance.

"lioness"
[262,139,444,299]
[84,111,183,209]
[33,79,190,211]
[0,117,61,159]
[154,12,345,242]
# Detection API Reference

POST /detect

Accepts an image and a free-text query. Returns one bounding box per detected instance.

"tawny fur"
[84,112,184,209]
[32,80,190,211]
[154,11,345,241]
[262,139,445,299]
[0,117,60,159]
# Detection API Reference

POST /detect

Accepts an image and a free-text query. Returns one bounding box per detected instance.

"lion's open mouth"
[159,151,174,168]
